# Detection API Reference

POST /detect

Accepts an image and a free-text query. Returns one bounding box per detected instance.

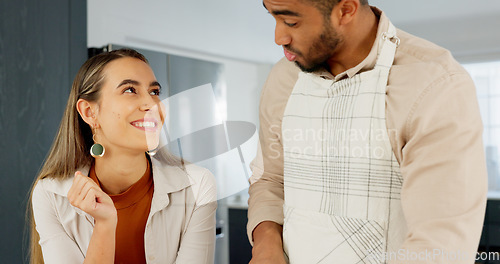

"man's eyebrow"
[262,2,301,17]
[272,10,301,16]
[263,1,301,17]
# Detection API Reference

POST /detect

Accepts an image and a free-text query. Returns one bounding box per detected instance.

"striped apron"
[282,22,406,264]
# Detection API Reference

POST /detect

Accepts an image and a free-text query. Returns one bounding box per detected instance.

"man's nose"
[275,23,292,46]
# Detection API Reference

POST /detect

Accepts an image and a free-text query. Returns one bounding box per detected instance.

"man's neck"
[327,7,379,76]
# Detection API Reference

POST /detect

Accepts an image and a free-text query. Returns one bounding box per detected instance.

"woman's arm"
[67,171,117,264]
[32,180,86,263]
[175,169,217,264]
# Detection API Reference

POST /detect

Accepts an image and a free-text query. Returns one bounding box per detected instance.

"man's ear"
[76,99,98,128]
[330,0,360,26]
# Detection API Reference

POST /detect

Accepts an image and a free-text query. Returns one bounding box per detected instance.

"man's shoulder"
[272,57,301,75]
[395,28,467,76]
[266,58,301,89]
[260,58,300,107]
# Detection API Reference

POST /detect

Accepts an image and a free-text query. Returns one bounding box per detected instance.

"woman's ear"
[76,99,98,128]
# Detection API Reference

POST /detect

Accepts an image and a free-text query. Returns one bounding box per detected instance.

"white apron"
[282,22,406,264]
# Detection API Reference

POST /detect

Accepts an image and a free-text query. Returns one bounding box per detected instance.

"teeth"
[133,122,156,128]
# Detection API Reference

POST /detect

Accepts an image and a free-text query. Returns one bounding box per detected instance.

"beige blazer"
[33,157,217,264]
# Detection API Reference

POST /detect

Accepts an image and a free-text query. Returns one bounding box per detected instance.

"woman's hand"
[67,171,117,225]
[68,172,117,263]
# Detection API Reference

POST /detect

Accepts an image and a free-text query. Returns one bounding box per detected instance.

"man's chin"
[295,61,327,73]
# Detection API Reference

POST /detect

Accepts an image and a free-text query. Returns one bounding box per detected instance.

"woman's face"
[94,57,165,155]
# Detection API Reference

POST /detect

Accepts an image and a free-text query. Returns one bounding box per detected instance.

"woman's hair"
[28,49,149,264]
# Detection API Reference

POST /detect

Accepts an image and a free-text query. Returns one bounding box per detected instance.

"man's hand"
[249,221,287,264]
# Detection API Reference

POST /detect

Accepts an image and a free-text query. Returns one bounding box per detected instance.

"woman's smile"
[130,118,159,132]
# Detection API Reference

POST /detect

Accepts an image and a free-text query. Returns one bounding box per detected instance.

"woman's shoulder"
[184,163,217,205]
[151,158,214,183]
[184,163,215,182]
[34,167,89,197]
[151,159,217,204]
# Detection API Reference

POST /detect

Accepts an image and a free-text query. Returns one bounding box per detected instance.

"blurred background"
[1,0,500,263]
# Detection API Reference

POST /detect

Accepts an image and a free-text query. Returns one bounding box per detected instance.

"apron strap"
[375,22,399,70]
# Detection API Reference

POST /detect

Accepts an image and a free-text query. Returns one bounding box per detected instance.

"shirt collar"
[315,6,390,81]
[43,157,192,197]
[43,167,90,197]
[150,157,193,196]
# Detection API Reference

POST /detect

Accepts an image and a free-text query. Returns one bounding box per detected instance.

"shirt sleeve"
[392,71,488,263]
[176,169,217,264]
[247,58,300,245]
[32,181,85,264]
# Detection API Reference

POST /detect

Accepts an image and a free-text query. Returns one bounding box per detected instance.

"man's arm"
[247,58,300,263]
[250,221,285,264]
[395,71,488,264]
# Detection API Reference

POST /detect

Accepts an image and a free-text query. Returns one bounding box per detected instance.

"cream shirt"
[248,7,488,263]
[33,158,217,264]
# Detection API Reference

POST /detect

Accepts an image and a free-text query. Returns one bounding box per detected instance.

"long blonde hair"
[28,49,149,264]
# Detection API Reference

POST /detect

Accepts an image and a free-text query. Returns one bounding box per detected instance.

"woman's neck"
[93,150,149,195]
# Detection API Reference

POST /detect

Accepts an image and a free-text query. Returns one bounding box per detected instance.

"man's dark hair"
[303,0,369,19]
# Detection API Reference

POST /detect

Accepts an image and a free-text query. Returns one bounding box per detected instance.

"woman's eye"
[284,21,297,27]
[150,89,161,96]
[123,87,136,94]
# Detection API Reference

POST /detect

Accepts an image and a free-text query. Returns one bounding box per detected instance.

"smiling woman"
[28,49,217,264]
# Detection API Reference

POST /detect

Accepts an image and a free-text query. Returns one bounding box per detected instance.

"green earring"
[146,147,158,156]
[90,143,105,157]
[90,132,105,158]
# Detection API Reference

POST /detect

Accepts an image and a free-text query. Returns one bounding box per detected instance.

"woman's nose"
[139,94,156,111]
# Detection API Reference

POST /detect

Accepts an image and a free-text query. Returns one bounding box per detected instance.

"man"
[247,0,488,263]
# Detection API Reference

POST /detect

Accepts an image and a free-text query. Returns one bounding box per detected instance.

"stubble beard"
[294,22,342,73]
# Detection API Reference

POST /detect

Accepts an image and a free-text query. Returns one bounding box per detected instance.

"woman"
[29,49,217,264]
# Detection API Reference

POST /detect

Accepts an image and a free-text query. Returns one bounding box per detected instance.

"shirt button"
[149,256,155,261]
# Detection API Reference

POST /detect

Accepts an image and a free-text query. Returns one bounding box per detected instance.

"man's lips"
[130,118,159,131]
[284,48,297,61]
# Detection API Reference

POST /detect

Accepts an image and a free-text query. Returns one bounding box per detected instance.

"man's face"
[264,0,343,72]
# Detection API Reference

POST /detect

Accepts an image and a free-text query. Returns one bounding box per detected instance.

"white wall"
[370,0,500,63]
[88,0,281,64]
[89,0,500,65]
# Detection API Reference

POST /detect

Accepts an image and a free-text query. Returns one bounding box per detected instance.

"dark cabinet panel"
[488,200,500,224]
[0,0,87,263]
[489,224,500,247]
[229,208,253,264]
[479,200,500,263]
[167,54,224,97]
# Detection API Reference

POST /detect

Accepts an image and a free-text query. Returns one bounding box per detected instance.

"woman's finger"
[75,180,95,207]
[82,187,99,212]
[67,171,116,222]
[68,172,87,205]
